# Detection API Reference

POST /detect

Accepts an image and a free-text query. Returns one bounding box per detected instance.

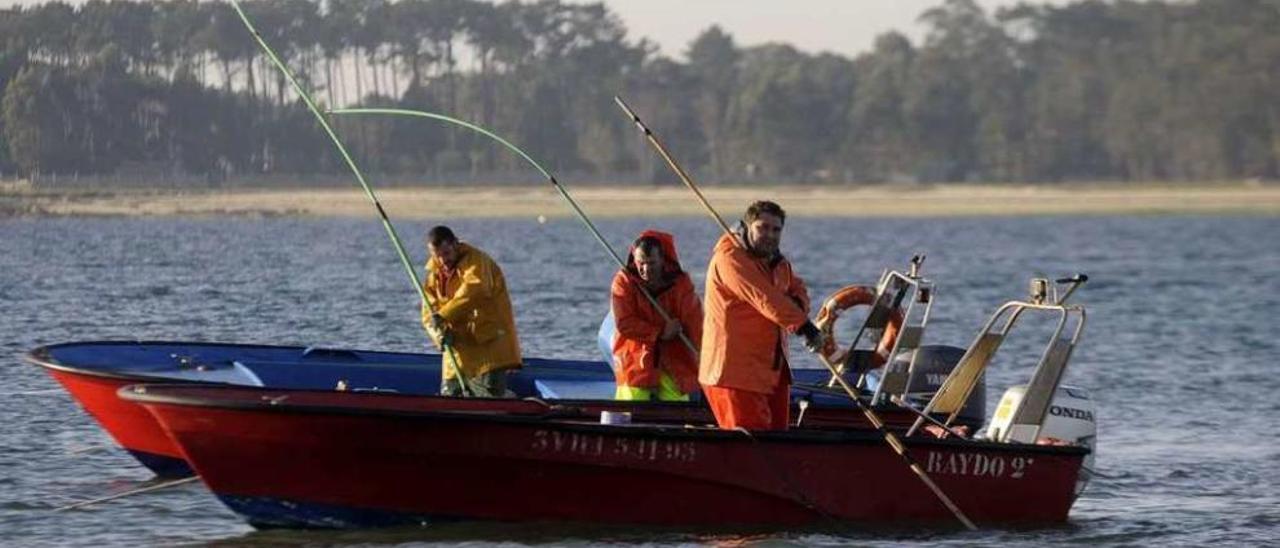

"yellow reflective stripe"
[656,371,690,401]
[616,371,690,402]
[615,385,653,401]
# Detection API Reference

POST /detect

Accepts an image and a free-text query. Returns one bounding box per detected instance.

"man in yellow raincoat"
[423,226,522,397]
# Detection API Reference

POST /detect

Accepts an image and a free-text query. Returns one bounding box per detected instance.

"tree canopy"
[1,0,1278,184]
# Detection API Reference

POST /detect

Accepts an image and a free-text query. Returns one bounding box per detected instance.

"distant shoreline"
[3,182,1278,219]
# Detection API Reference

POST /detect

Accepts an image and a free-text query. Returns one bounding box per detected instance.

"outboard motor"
[866,345,987,429]
[988,384,1097,496]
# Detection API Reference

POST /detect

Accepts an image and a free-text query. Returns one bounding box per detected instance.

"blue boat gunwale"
[24,340,889,410]
[23,340,261,383]
[29,340,994,437]
[118,383,1089,457]
[23,339,610,382]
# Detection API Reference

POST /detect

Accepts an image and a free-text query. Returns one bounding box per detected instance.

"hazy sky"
[0,0,1070,59]
[564,0,1071,59]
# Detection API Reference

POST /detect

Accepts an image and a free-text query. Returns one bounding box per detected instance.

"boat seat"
[154,361,265,386]
[534,379,617,400]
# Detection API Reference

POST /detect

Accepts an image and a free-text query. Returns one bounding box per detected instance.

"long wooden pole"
[816,353,977,529]
[614,97,740,242]
[614,96,977,530]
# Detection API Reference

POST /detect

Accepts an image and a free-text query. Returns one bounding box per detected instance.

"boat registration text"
[530,430,697,463]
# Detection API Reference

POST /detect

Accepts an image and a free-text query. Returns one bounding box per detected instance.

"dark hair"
[744,200,786,225]
[426,225,458,246]
[632,236,664,258]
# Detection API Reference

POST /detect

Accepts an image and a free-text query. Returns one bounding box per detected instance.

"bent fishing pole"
[228,1,470,396]
[328,108,699,357]
[614,96,977,530]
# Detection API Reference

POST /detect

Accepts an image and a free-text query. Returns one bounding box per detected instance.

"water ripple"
[2,215,1278,545]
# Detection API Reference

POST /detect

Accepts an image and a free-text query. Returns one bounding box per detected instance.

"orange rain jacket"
[423,242,522,379]
[698,232,810,394]
[610,231,703,394]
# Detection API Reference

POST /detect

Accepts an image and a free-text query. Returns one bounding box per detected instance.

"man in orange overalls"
[610,230,703,401]
[699,201,823,430]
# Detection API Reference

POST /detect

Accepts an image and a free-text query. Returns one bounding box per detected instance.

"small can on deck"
[599,411,631,425]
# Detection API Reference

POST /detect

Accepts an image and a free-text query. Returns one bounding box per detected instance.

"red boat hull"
[40,359,964,479]
[45,368,193,476]
[130,385,1085,528]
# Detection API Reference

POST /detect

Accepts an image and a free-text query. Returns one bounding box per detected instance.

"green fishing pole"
[329,107,699,357]
[228,1,470,396]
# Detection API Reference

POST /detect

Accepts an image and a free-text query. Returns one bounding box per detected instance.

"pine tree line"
[1,0,1278,184]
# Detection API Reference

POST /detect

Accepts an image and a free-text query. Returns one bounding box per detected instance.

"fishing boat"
[29,263,986,478]
[120,275,1096,529]
[28,341,608,477]
[31,340,982,479]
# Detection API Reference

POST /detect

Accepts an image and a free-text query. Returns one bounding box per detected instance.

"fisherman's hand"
[426,319,453,349]
[660,319,682,341]
[797,321,824,354]
[428,328,454,349]
[428,313,447,332]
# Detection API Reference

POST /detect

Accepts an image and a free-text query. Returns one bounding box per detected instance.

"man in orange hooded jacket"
[700,201,824,430]
[610,230,703,401]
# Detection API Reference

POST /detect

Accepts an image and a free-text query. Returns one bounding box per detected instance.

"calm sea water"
[2,213,1278,546]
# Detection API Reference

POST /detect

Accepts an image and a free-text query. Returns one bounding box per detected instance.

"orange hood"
[626,229,684,276]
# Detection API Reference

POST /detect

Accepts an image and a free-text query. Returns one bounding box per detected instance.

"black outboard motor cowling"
[874,344,986,429]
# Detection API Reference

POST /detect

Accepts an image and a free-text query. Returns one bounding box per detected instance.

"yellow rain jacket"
[422,242,522,379]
